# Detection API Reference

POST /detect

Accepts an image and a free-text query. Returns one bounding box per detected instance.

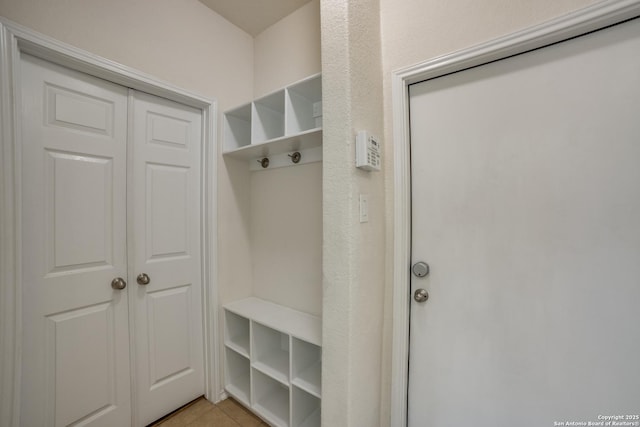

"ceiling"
[199,0,313,36]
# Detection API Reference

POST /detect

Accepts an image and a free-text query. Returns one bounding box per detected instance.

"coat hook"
[257,157,269,168]
[288,151,301,164]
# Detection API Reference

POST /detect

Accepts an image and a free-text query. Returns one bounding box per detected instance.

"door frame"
[389,1,640,425]
[0,18,220,426]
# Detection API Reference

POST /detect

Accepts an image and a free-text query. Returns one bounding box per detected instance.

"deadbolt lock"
[412,262,430,277]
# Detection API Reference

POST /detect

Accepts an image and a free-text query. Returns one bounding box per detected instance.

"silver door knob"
[414,288,429,302]
[412,261,430,277]
[136,273,150,285]
[111,277,127,290]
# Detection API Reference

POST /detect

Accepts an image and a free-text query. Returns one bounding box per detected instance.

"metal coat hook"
[257,157,269,168]
[288,151,301,164]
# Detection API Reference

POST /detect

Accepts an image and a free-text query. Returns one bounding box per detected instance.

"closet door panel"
[130,91,204,426]
[146,163,190,258]
[20,54,131,427]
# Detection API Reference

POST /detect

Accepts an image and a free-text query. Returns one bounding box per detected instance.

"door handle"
[136,273,150,285]
[414,288,429,302]
[111,277,127,290]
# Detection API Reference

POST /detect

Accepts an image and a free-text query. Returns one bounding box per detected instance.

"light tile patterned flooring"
[151,397,269,427]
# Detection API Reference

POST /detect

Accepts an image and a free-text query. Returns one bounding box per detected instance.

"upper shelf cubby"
[286,76,322,135]
[224,103,252,151]
[223,74,322,163]
[253,91,286,144]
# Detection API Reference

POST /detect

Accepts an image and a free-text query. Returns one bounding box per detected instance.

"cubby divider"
[223,297,321,427]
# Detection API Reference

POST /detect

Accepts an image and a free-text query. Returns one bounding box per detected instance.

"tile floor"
[150,397,269,427]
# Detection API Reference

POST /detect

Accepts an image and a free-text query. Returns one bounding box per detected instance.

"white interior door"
[20,54,131,427]
[130,91,204,425]
[20,54,206,427]
[408,18,640,426]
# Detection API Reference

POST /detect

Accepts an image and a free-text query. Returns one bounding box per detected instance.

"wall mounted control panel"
[355,130,381,171]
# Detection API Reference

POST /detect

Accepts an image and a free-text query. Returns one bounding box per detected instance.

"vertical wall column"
[320,0,386,426]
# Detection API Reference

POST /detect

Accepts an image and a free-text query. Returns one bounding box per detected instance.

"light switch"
[359,194,369,223]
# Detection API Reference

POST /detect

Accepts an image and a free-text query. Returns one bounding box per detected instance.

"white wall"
[249,0,323,316]
[377,0,600,425]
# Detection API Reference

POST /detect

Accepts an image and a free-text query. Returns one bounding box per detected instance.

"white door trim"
[0,18,220,426]
[389,1,640,425]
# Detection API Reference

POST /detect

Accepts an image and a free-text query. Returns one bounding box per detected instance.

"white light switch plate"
[359,194,369,223]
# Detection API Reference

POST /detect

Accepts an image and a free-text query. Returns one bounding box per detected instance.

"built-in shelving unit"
[223,297,321,427]
[223,74,322,169]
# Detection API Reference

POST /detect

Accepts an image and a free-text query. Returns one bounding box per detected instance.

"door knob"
[136,273,150,285]
[412,261,430,277]
[414,288,429,302]
[111,277,127,290]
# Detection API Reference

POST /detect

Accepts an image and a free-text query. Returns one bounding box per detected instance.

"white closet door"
[20,54,131,427]
[130,91,204,425]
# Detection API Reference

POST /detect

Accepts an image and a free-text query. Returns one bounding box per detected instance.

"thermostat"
[355,130,381,171]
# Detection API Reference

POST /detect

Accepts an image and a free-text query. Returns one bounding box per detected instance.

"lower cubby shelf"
[292,338,321,397]
[292,386,321,427]
[253,322,290,384]
[225,310,250,357]
[253,369,290,427]
[223,297,321,427]
[224,347,251,407]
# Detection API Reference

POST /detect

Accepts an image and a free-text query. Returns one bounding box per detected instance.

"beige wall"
[249,0,323,316]
[254,0,321,97]
[320,0,386,426]
[377,0,600,425]
[250,163,323,316]
[0,0,253,105]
